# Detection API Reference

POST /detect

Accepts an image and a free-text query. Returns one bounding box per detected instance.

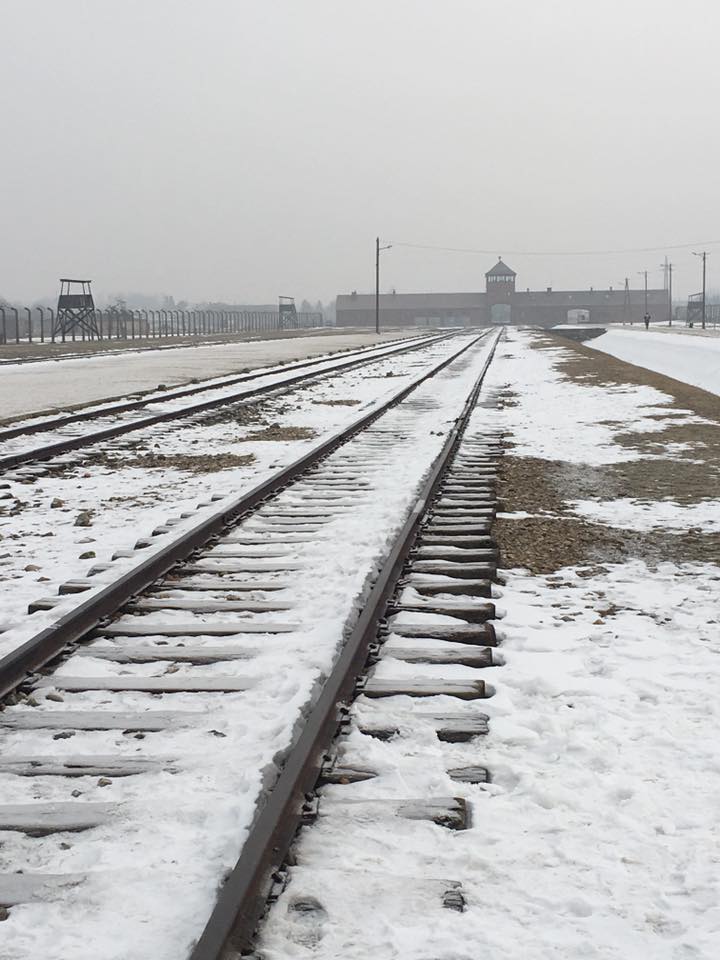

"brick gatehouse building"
[336,258,666,327]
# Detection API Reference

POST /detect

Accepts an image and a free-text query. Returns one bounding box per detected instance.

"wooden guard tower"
[278,296,297,329]
[54,279,101,339]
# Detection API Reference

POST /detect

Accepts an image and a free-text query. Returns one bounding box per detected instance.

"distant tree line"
[0,291,338,324]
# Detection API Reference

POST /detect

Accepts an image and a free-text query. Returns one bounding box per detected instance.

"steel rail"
[0,332,488,702]
[0,332,448,445]
[0,333,460,472]
[188,329,502,959]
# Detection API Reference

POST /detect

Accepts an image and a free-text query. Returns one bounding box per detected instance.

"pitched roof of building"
[485,258,516,278]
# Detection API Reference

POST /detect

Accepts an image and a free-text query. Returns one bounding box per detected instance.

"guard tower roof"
[485,258,516,278]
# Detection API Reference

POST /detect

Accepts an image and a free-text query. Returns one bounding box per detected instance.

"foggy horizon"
[3,0,720,305]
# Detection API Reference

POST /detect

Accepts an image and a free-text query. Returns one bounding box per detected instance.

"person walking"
[644,313,651,330]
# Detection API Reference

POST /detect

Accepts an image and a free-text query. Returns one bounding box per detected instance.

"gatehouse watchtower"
[485,258,516,303]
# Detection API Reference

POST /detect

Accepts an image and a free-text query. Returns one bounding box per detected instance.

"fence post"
[0,307,5,345]
[37,306,45,342]
[25,307,33,343]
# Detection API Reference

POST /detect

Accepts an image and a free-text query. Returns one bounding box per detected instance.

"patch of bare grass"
[238,423,317,442]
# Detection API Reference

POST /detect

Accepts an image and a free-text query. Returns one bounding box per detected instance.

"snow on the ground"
[589,328,720,397]
[648,322,720,339]
[0,329,422,420]
[469,558,720,960]
[469,330,720,958]
[498,337,705,464]
[0,333,440,456]
[0,335,477,652]
[570,496,720,532]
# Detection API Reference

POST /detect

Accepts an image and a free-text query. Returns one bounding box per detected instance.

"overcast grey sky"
[2,0,719,304]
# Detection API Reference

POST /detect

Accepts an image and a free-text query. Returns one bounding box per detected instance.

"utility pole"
[637,270,649,327]
[621,277,631,325]
[375,237,392,335]
[692,251,708,330]
[660,261,673,325]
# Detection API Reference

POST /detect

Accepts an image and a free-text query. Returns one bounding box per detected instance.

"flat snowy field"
[0,329,420,420]
[589,328,720,396]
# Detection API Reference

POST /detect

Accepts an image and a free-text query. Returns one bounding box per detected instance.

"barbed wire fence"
[0,307,326,346]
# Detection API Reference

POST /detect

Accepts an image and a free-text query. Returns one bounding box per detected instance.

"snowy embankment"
[588,328,720,396]
[0,329,423,422]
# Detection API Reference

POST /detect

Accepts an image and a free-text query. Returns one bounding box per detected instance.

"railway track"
[195,336,505,959]
[0,329,502,959]
[0,332,453,474]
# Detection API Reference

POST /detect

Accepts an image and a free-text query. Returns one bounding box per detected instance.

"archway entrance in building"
[490,303,511,325]
[567,308,590,324]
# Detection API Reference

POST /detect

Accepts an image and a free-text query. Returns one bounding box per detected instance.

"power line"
[384,238,720,257]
